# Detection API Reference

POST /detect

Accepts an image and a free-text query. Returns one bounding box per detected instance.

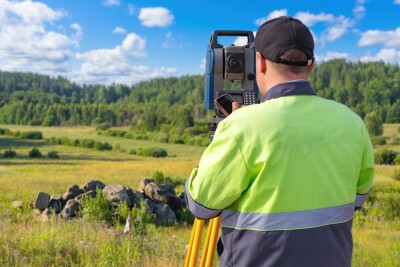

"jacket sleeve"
[355,126,374,210]
[185,120,250,219]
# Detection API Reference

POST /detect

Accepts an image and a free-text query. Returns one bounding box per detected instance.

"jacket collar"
[261,80,316,103]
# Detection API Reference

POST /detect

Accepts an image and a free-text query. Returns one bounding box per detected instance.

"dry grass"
[0,125,399,266]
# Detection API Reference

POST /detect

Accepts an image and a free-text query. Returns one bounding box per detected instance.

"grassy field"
[0,125,399,266]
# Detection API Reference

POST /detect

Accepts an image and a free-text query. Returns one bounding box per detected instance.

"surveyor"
[185,16,374,266]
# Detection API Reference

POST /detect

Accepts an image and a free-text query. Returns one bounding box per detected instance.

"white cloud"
[359,27,400,47]
[353,5,366,20]
[0,0,79,73]
[128,4,136,15]
[75,33,177,84]
[104,0,120,7]
[294,12,334,27]
[318,16,355,44]
[316,52,350,62]
[254,9,287,26]
[138,7,174,27]
[395,0,400,5]
[113,27,126,34]
[360,49,400,65]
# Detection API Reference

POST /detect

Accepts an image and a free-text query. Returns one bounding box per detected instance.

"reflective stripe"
[355,193,369,208]
[222,202,355,231]
[185,178,222,220]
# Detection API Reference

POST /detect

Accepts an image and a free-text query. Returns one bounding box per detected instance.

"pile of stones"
[32,179,188,226]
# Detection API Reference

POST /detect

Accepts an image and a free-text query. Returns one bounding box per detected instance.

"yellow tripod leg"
[199,219,214,267]
[205,216,221,267]
[189,218,205,267]
[184,218,198,267]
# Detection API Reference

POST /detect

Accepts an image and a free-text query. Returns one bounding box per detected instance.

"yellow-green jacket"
[185,80,374,267]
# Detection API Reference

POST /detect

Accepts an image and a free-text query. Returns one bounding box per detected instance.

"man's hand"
[232,102,241,113]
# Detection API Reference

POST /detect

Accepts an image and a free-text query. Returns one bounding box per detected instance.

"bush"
[81,139,96,149]
[169,134,184,144]
[47,151,60,159]
[392,169,400,181]
[0,128,10,135]
[3,149,17,158]
[128,148,137,155]
[153,133,169,143]
[95,141,113,151]
[137,147,168,158]
[370,136,387,146]
[374,149,397,165]
[28,148,42,158]
[95,123,111,131]
[80,188,113,225]
[20,131,43,140]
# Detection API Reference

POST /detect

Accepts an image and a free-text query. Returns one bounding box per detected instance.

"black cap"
[254,16,314,66]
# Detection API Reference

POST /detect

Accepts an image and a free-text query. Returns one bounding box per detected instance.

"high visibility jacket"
[185,80,374,267]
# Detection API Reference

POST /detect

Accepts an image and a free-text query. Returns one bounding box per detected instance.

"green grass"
[0,124,399,266]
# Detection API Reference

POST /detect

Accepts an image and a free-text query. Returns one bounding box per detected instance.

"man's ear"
[256,52,266,73]
[307,57,315,74]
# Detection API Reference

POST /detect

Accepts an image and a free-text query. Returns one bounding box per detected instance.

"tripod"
[184,215,221,267]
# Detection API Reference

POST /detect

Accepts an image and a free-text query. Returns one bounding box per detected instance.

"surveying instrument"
[184,30,259,267]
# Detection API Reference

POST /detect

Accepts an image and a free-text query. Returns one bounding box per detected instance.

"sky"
[0,0,400,85]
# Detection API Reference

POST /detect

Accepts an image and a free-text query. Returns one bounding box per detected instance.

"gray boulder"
[82,180,106,192]
[153,202,177,226]
[125,187,141,208]
[74,190,97,203]
[144,182,167,203]
[145,183,181,211]
[48,198,61,214]
[62,185,83,202]
[34,192,50,211]
[138,178,154,192]
[61,199,80,219]
[103,185,132,207]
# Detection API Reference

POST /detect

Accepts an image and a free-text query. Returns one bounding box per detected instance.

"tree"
[364,111,383,136]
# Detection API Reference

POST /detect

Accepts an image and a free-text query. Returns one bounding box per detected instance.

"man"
[185,16,374,266]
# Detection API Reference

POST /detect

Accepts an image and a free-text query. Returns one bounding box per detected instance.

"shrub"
[169,134,184,144]
[20,131,43,140]
[95,141,113,151]
[153,133,169,143]
[47,151,60,159]
[28,148,42,158]
[370,136,386,146]
[392,169,400,181]
[0,128,10,135]
[71,139,80,147]
[3,149,17,158]
[128,148,137,155]
[364,111,383,136]
[81,139,96,149]
[137,147,168,158]
[80,188,113,225]
[374,149,397,165]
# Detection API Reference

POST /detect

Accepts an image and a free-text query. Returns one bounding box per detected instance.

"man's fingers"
[232,102,240,112]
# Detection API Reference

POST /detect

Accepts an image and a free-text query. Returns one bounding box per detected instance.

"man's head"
[253,16,315,92]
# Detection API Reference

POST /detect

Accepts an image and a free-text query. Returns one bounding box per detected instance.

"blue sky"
[0,0,400,85]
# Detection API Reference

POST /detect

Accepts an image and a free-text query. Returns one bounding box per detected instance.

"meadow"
[0,125,399,266]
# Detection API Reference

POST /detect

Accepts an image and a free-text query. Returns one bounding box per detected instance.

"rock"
[138,178,154,193]
[51,195,65,208]
[34,192,50,211]
[103,185,132,207]
[153,202,177,226]
[48,198,61,214]
[125,187,141,208]
[179,192,187,209]
[12,200,24,209]
[61,199,80,219]
[74,190,97,203]
[144,182,167,203]
[160,184,176,196]
[144,198,156,213]
[82,180,106,193]
[62,185,83,202]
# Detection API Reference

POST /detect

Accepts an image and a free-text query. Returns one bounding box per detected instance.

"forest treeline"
[0,59,400,130]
